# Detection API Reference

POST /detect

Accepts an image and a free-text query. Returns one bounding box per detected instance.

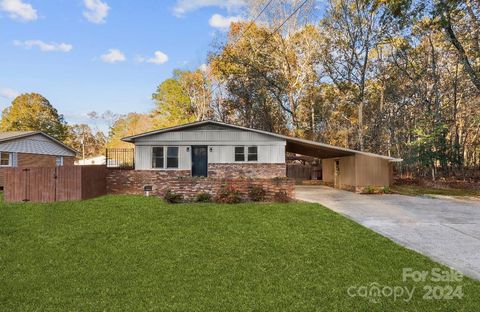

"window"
[56,156,64,167]
[234,146,258,162]
[234,146,245,162]
[152,147,164,168]
[166,147,179,168]
[247,146,258,161]
[0,152,11,166]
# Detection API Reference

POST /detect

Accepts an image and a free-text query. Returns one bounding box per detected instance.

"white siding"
[208,145,284,163]
[0,134,75,157]
[135,146,151,170]
[135,130,284,145]
[133,128,286,170]
[135,145,191,170]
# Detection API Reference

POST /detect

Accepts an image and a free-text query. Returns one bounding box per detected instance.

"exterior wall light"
[186,147,190,152]
[209,147,213,152]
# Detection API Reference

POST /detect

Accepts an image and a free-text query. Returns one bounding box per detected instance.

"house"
[0,131,77,189]
[75,155,106,166]
[106,120,401,199]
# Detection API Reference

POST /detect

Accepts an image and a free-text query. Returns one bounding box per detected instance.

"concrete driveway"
[295,185,480,280]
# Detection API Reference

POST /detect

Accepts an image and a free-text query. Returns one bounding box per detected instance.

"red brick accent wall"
[107,169,294,201]
[208,163,286,179]
[0,154,75,188]
[0,169,5,189]
[17,153,75,167]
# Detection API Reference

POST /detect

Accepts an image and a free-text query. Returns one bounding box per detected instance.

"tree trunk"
[439,1,480,92]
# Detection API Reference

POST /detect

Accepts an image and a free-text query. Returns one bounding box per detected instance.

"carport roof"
[122,120,402,162]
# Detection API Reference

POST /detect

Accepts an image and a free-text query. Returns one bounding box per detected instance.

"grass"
[391,185,480,197]
[1,196,479,311]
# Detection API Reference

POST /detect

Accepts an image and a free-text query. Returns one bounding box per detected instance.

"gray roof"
[0,131,38,142]
[0,131,77,155]
[122,120,402,162]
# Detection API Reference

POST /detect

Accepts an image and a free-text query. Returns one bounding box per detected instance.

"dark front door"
[192,146,208,177]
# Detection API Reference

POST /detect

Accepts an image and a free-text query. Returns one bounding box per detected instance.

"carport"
[284,137,402,192]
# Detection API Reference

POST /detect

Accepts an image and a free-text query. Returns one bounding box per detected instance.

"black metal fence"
[106,148,135,169]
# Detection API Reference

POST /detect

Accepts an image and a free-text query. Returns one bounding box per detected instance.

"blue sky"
[0,0,244,130]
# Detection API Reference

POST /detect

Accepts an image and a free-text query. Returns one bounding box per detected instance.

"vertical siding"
[135,145,191,170]
[136,144,285,169]
[135,146,151,170]
[179,146,191,169]
[133,128,286,170]
[355,154,391,187]
[339,156,356,187]
[136,130,285,143]
[322,158,334,183]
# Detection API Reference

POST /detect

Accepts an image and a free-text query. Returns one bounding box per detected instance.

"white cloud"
[14,40,73,52]
[100,49,126,63]
[136,51,169,65]
[173,0,245,16]
[83,0,109,24]
[209,13,242,30]
[0,87,19,100]
[0,0,37,21]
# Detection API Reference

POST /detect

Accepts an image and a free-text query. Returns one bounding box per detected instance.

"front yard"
[1,195,478,311]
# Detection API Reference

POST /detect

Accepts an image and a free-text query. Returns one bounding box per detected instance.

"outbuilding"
[0,131,76,189]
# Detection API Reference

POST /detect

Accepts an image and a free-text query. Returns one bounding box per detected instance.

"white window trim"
[234,146,258,163]
[0,152,12,167]
[151,146,180,170]
[166,146,179,169]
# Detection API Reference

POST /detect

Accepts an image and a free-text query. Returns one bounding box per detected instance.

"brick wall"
[0,154,75,189]
[17,153,75,167]
[208,163,286,179]
[107,169,294,201]
[0,169,5,189]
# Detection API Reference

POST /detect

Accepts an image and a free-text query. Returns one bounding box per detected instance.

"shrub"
[248,186,266,202]
[274,191,290,203]
[195,192,212,203]
[382,186,392,194]
[164,190,183,204]
[215,185,242,204]
[363,185,375,194]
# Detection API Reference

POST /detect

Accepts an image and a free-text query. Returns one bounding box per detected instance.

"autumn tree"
[107,113,155,148]
[0,93,69,141]
[67,124,107,158]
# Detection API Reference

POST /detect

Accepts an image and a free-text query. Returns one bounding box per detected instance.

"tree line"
[127,0,480,179]
[2,0,478,180]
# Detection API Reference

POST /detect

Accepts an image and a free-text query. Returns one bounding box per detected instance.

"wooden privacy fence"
[287,164,322,181]
[4,165,107,203]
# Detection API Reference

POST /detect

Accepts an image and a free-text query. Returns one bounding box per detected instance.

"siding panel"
[136,130,285,144]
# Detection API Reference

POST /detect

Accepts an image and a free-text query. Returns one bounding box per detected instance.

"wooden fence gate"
[4,166,106,203]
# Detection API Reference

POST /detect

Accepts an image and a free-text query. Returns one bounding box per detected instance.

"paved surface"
[295,185,480,280]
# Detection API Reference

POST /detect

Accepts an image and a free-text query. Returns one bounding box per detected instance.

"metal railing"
[106,148,135,169]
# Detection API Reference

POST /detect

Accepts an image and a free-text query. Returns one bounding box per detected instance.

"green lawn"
[1,196,478,311]
[391,185,480,197]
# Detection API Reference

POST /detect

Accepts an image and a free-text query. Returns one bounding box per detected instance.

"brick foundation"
[107,169,294,201]
[208,163,286,179]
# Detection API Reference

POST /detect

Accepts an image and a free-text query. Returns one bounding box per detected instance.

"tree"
[319,0,396,150]
[107,113,155,148]
[67,124,107,158]
[152,77,196,128]
[0,93,69,141]
[152,70,214,127]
